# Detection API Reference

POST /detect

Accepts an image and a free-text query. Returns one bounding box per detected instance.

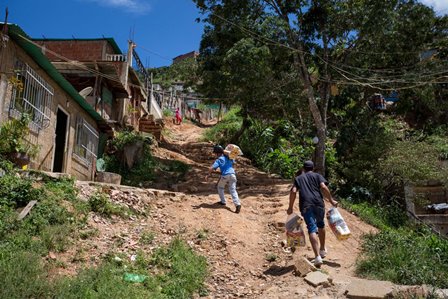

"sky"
[1,0,204,68]
[420,0,448,14]
[1,0,446,68]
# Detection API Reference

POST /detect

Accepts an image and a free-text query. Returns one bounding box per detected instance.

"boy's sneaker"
[313,255,323,267]
[235,205,241,214]
[217,201,226,206]
[319,248,327,258]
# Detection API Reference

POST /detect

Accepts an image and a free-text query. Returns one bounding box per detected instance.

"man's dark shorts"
[302,206,325,234]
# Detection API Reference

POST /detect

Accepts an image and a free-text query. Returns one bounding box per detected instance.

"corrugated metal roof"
[3,23,104,123]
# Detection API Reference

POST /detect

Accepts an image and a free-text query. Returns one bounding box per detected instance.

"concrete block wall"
[405,183,448,237]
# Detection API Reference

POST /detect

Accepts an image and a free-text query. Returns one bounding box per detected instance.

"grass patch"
[201,107,242,144]
[357,228,448,288]
[140,230,156,245]
[341,199,409,230]
[79,228,99,240]
[0,250,52,299]
[69,238,207,298]
[151,238,208,298]
[0,165,208,298]
[88,190,131,218]
[342,199,448,288]
[40,224,72,252]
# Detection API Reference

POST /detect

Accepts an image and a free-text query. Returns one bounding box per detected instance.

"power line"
[137,45,173,62]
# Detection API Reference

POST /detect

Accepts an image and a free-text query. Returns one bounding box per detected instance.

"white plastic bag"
[327,207,351,240]
[285,213,306,248]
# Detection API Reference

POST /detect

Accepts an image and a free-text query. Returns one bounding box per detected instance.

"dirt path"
[147,120,378,298]
[65,120,379,298]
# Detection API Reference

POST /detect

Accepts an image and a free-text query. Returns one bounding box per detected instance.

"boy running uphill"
[205,145,241,213]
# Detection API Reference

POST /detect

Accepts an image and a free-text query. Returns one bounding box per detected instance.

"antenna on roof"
[2,7,8,34]
[129,25,135,42]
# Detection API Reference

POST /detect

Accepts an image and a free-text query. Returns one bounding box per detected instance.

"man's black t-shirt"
[293,171,327,213]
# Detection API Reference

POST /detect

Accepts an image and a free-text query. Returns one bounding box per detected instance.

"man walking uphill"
[205,145,241,213]
[287,160,338,267]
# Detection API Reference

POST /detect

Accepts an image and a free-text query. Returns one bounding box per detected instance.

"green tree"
[194,0,447,175]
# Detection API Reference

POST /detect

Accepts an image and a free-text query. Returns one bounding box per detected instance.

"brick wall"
[36,40,116,61]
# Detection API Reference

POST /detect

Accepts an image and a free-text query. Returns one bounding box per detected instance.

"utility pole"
[150,72,153,114]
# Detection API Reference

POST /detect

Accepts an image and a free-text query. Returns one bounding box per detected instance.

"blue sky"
[1,0,204,68]
[1,0,445,68]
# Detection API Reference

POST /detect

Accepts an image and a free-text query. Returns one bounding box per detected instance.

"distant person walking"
[205,145,241,213]
[175,108,182,125]
[287,160,338,266]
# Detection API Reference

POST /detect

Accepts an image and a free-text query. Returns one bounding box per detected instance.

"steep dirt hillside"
[67,119,379,298]
[145,120,379,298]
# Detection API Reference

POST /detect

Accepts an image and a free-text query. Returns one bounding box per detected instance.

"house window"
[10,60,53,130]
[74,117,98,165]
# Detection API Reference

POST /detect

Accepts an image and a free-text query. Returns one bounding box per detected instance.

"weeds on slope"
[343,200,448,288]
[0,161,208,298]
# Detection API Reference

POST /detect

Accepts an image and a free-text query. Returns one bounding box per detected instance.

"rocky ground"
[55,119,444,298]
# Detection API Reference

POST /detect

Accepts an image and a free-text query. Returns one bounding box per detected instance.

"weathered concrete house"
[33,37,163,136]
[0,24,105,180]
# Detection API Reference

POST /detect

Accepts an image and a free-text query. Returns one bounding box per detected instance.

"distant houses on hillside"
[172,51,198,64]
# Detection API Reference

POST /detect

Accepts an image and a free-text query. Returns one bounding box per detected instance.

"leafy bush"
[202,108,337,179]
[0,174,41,207]
[202,106,242,145]
[104,130,155,186]
[109,130,148,152]
[163,108,174,117]
[0,114,40,159]
[379,140,448,187]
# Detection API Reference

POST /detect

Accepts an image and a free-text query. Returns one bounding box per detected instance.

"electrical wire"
[207,10,448,89]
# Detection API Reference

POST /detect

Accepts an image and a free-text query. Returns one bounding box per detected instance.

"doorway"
[53,108,68,172]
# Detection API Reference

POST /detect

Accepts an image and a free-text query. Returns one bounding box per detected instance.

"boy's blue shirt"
[212,155,235,175]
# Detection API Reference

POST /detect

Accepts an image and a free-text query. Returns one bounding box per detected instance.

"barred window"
[74,117,98,164]
[10,60,53,130]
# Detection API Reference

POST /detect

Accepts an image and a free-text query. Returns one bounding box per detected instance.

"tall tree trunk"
[230,108,250,144]
[294,48,327,175]
[275,4,328,175]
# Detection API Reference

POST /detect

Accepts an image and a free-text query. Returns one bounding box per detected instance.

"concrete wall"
[0,39,99,180]
[405,182,448,236]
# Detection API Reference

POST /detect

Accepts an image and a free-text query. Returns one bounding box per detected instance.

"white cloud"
[86,0,151,14]
[420,0,448,15]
